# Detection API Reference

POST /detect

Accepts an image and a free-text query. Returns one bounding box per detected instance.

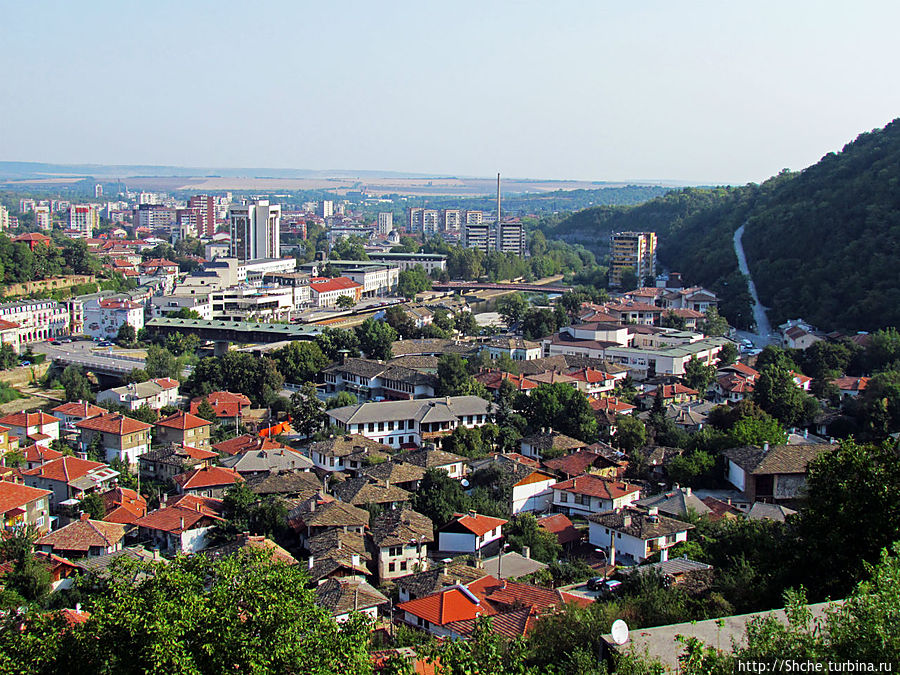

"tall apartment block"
[464,210,483,225]
[34,206,52,231]
[442,209,461,231]
[422,209,440,236]
[0,205,9,231]
[609,231,657,287]
[377,212,393,235]
[407,207,424,232]
[68,205,99,238]
[133,204,176,232]
[94,184,103,198]
[189,194,216,236]
[319,200,334,218]
[463,222,492,253]
[229,199,281,262]
[496,222,526,255]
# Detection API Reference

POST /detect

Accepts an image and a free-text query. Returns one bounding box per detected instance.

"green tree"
[187,352,284,405]
[662,311,687,330]
[335,294,355,309]
[271,341,329,385]
[504,513,562,563]
[60,364,94,402]
[454,311,479,336]
[496,293,529,326]
[124,368,149,384]
[354,318,397,361]
[384,305,418,339]
[290,381,326,439]
[0,548,374,673]
[797,439,900,597]
[410,468,471,528]
[397,265,432,299]
[752,365,817,427]
[520,382,598,443]
[195,397,218,422]
[163,331,201,356]
[682,356,716,393]
[728,416,788,447]
[699,307,729,336]
[716,342,740,367]
[0,525,51,607]
[144,344,179,380]
[0,343,18,370]
[314,327,360,362]
[325,391,357,410]
[436,353,485,398]
[615,414,648,452]
[115,322,136,347]
[78,492,106,520]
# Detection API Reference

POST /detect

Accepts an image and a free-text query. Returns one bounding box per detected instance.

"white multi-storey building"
[34,206,51,231]
[83,297,145,340]
[68,205,98,238]
[376,212,393,235]
[228,200,281,262]
[0,300,68,344]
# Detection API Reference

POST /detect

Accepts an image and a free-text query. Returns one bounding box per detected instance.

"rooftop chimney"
[308,555,315,570]
[179,517,185,531]
[763,442,769,452]
[623,514,632,528]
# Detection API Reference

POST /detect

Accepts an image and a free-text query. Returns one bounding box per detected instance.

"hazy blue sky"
[3,1,899,184]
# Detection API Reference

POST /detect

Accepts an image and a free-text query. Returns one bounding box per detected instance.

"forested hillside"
[544,119,900,332]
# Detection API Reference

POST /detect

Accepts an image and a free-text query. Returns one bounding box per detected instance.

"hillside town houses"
[3,188,896,667]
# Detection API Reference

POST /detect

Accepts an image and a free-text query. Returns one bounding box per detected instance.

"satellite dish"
[611,619,629,645]
[460,479,470,488]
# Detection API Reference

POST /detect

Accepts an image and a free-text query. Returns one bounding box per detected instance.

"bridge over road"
[431,281,571,293]
[145,318,321,351]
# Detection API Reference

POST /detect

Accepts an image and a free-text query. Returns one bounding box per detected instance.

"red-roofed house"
[190,391,251,422]
[154,411,211,448]
[397,581,497,637]
[0,481,52,533]
[173,466,242,498]
[309,276,363,307]
[83,295,145,339]
[714,374,755,403]
[437,512,507,554]
[542,449,622,480]
[211,434,290,456]
[75,413,153,467]
[0,411,61,448]
[22,457,119,511]
[566,368,619,396]
[0,318,21,353]
[12,232,52,251]
[639,383,700,408]
[550,474,642,517]
[99,486,148,525]
[97,377,180,411]
[831,376,870,399]
[537,513,582,548]
[132,505,221,554]
[791,371,812,391]
[589,397,636,416]
[51,400,108,433]
[35,513,127,558]
[21,443,64,470]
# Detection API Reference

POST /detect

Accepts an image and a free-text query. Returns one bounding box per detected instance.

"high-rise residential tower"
[609,231,657,287]
[228,199,281,262]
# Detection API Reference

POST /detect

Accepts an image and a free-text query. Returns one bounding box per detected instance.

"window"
[559,492,569,503]
[388,562,396,572]
[400,561,407,571]
[665,533,677,544]
[389,546,402,557]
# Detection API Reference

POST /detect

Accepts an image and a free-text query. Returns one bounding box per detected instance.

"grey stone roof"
[622,557,713,577]
[359,461,426,485]
[327,396,494,426]
[519,431,585,453]
[747,502,797,522]
[306,529,369,560]
[587,509,695,539]
[369,508,434,548]
[636,488,712,518]
[219,448,313,474]
[723,444,833,476]
[395,448,466,469]
[308,435,392,460]
[314,579,388,616]
[331,477,412,506]
[245,470,321,496]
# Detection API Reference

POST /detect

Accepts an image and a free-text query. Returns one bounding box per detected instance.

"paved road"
[31,339,146,374]
[733,224,777,348]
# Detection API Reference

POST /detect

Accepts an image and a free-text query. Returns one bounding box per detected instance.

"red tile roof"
[724,362,759,379]
[397,582,498,626]
[22,456,108,484]
[446,606,541,639]
[190,391,251,419]
[550,474,641,500]
[567,368,616,385]
[167,494,225,517]
[36,516,127,552]
[0,481,51,514]
[0,318,20,330]
[717,374,754,394]
[309,277,362,293]
[21,444,64,464]
[0,411,60,428]
[132,505,219,534]
[537,513,582,546]
[831,376,869,392]
[51,401,108,419]
[173,466,242,490]
[155,411,210,431]
[449,513,507,537]
[212,434,288,456]
[542,450,608,478]
[589,397,635,414]
[98,299,143,310]
[153,377,180,390]
[75,412,152,435]
[139,258,179,268]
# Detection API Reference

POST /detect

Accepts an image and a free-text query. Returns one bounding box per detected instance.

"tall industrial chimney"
[496,172,501,225]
